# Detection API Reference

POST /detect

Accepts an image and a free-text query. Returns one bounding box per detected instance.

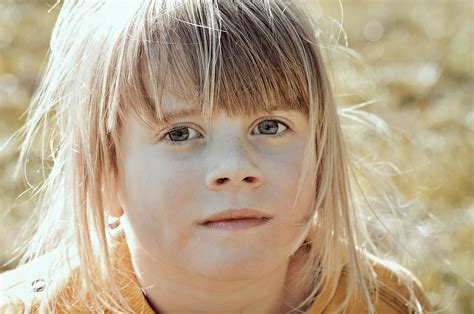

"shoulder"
[367,255,431,313]
[308,255,431,314]
[0,228,152,314]
[0,248,81,313]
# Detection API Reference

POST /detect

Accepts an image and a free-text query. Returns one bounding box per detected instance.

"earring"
[106,212,121,229]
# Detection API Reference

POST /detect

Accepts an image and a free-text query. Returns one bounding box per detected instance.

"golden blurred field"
[0,0,472,313]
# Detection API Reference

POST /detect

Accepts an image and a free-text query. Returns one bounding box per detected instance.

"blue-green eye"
[161,119,289,146]
[252,119,289,137]
[163,125,203,146]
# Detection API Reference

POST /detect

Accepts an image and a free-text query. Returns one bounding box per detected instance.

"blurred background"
[0,0,472,312]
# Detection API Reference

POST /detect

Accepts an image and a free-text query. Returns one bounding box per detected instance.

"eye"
[252,119,290,137]
[162,125,203,146]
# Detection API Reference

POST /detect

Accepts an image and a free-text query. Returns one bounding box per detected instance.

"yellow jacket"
[1,226,431,313]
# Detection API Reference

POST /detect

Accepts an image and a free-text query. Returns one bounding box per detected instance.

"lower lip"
[200,218,271,231]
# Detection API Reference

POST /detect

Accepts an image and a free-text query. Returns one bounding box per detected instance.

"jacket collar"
[108,224,156,313]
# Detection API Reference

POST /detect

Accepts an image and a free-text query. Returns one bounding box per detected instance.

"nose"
[205,139,264,191]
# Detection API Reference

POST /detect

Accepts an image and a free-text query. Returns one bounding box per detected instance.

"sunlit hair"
[7,0,424,313]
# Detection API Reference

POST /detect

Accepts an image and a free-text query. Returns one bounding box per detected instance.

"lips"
[198,208,272,224]
[200,218,270,231]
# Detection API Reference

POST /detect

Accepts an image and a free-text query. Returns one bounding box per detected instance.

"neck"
[128,246,311,314]
[133,256,288,313]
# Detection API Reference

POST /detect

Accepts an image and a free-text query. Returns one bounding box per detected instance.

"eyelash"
[160,119,291,147]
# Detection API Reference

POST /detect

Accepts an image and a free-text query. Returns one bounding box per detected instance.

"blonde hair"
[7,0,424,313]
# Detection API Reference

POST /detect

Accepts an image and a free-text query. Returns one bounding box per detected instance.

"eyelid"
[157,123,204,143]
[157,117,292,145]
[250,116,292,136]
[252,116,291,130]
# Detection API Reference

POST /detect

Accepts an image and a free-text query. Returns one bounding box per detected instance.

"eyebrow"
[161,106,299,123]
[162,108,202,123]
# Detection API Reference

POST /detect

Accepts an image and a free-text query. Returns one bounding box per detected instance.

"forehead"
[158,92,305,124]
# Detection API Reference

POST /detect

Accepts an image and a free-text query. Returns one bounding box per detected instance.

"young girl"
[0,0,431,313]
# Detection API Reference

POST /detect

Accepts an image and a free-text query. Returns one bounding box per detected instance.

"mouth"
[198,208,273,231]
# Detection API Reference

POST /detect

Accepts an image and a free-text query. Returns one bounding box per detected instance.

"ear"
[102,173,124,218]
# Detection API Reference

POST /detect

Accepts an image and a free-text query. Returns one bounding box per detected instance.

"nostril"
[216,178,229,184]
[215,177,256,185]
[244,177,255,183]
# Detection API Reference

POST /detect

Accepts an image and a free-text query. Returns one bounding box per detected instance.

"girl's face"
[117,94,316,280]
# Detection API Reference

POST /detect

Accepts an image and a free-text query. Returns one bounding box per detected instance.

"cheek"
[266,145,315,222]
[120,148,200,242]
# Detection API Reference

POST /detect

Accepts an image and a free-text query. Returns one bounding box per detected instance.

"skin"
[113,94,317,313]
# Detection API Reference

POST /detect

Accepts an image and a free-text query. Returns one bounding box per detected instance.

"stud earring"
[106,212,121,229]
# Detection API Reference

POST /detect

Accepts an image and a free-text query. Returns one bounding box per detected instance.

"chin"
[191,250,275,280]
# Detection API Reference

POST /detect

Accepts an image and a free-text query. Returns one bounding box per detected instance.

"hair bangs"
[119,0,314,129]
